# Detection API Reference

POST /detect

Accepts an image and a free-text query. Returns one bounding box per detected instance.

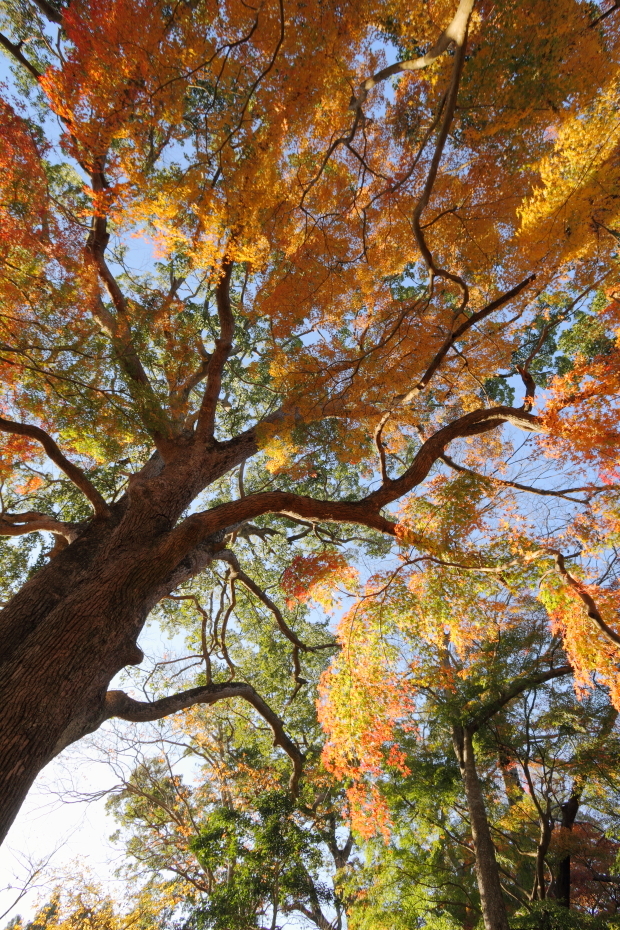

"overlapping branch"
[0,416,109,517]
[196,259,234,441]
[214,548,335,694]
[104,682,304,792]
[30,0,63,24]
[162,406,542,567]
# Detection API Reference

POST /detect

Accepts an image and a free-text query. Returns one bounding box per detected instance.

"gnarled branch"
[352,0,476,109]
[196,259,234,441]
[0,511,77,541]
[0,416,109,517]
[104,681,304,792]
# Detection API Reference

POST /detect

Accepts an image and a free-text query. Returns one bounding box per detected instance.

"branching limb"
[0,510,78,541]
[0,416,110,517]
[395,274,537,406]
[172,339,212,413]
[164,406,543,556]
[365,405,541,510]
[468,665,573,732]
[196,259,234,441]
[351,0,476,109]
[516,365,536,412]
[104,681,304,792]
[552,550,620,649]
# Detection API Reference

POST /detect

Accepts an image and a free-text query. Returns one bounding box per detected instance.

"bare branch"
[0,416,110,517]
[395,274,537,406]
[440,452,599,504]
[104,682,304,792]
[0,32,43,80]
[590,1,620,28]
[0,511,77,541]
[196,259,234,441]
[374,412,391,484]
[516,365,536,411]
[352,0,476,109]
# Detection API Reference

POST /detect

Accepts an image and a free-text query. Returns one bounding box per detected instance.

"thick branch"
[0,32,42,80]
[30,0,63,24]
[0,416,109,517]
[104,682,304,792]
[164,406,542,558]
[0,511,77,541]
[364,405,541,509]
[196,259,234,441]
[352,0,475,108]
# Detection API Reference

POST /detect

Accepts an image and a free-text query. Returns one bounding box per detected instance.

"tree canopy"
[2,0,620,926]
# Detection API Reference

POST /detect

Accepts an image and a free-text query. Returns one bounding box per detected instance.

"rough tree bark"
[0,396,541,844]
[452,724,511,930]
[0,439,252,843]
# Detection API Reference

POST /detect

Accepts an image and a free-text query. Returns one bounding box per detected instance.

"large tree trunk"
[453,724,511,930]
[0,440,251,844]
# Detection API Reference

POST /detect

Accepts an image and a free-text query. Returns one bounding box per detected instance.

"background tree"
[321,566,620,929]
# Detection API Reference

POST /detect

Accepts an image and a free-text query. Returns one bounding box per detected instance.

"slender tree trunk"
[554,794,580,908]
[453,724,511,930]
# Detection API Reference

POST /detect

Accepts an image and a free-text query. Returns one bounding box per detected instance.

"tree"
[1,0,620,852]
[321,582,620,929]
[100,696,353,929]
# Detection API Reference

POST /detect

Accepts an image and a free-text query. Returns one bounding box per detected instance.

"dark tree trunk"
[453,725,511,930]
[0,440,252,844]
[554,794,580,908]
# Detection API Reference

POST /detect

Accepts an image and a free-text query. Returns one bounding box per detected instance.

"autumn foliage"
[2,0,620,925]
